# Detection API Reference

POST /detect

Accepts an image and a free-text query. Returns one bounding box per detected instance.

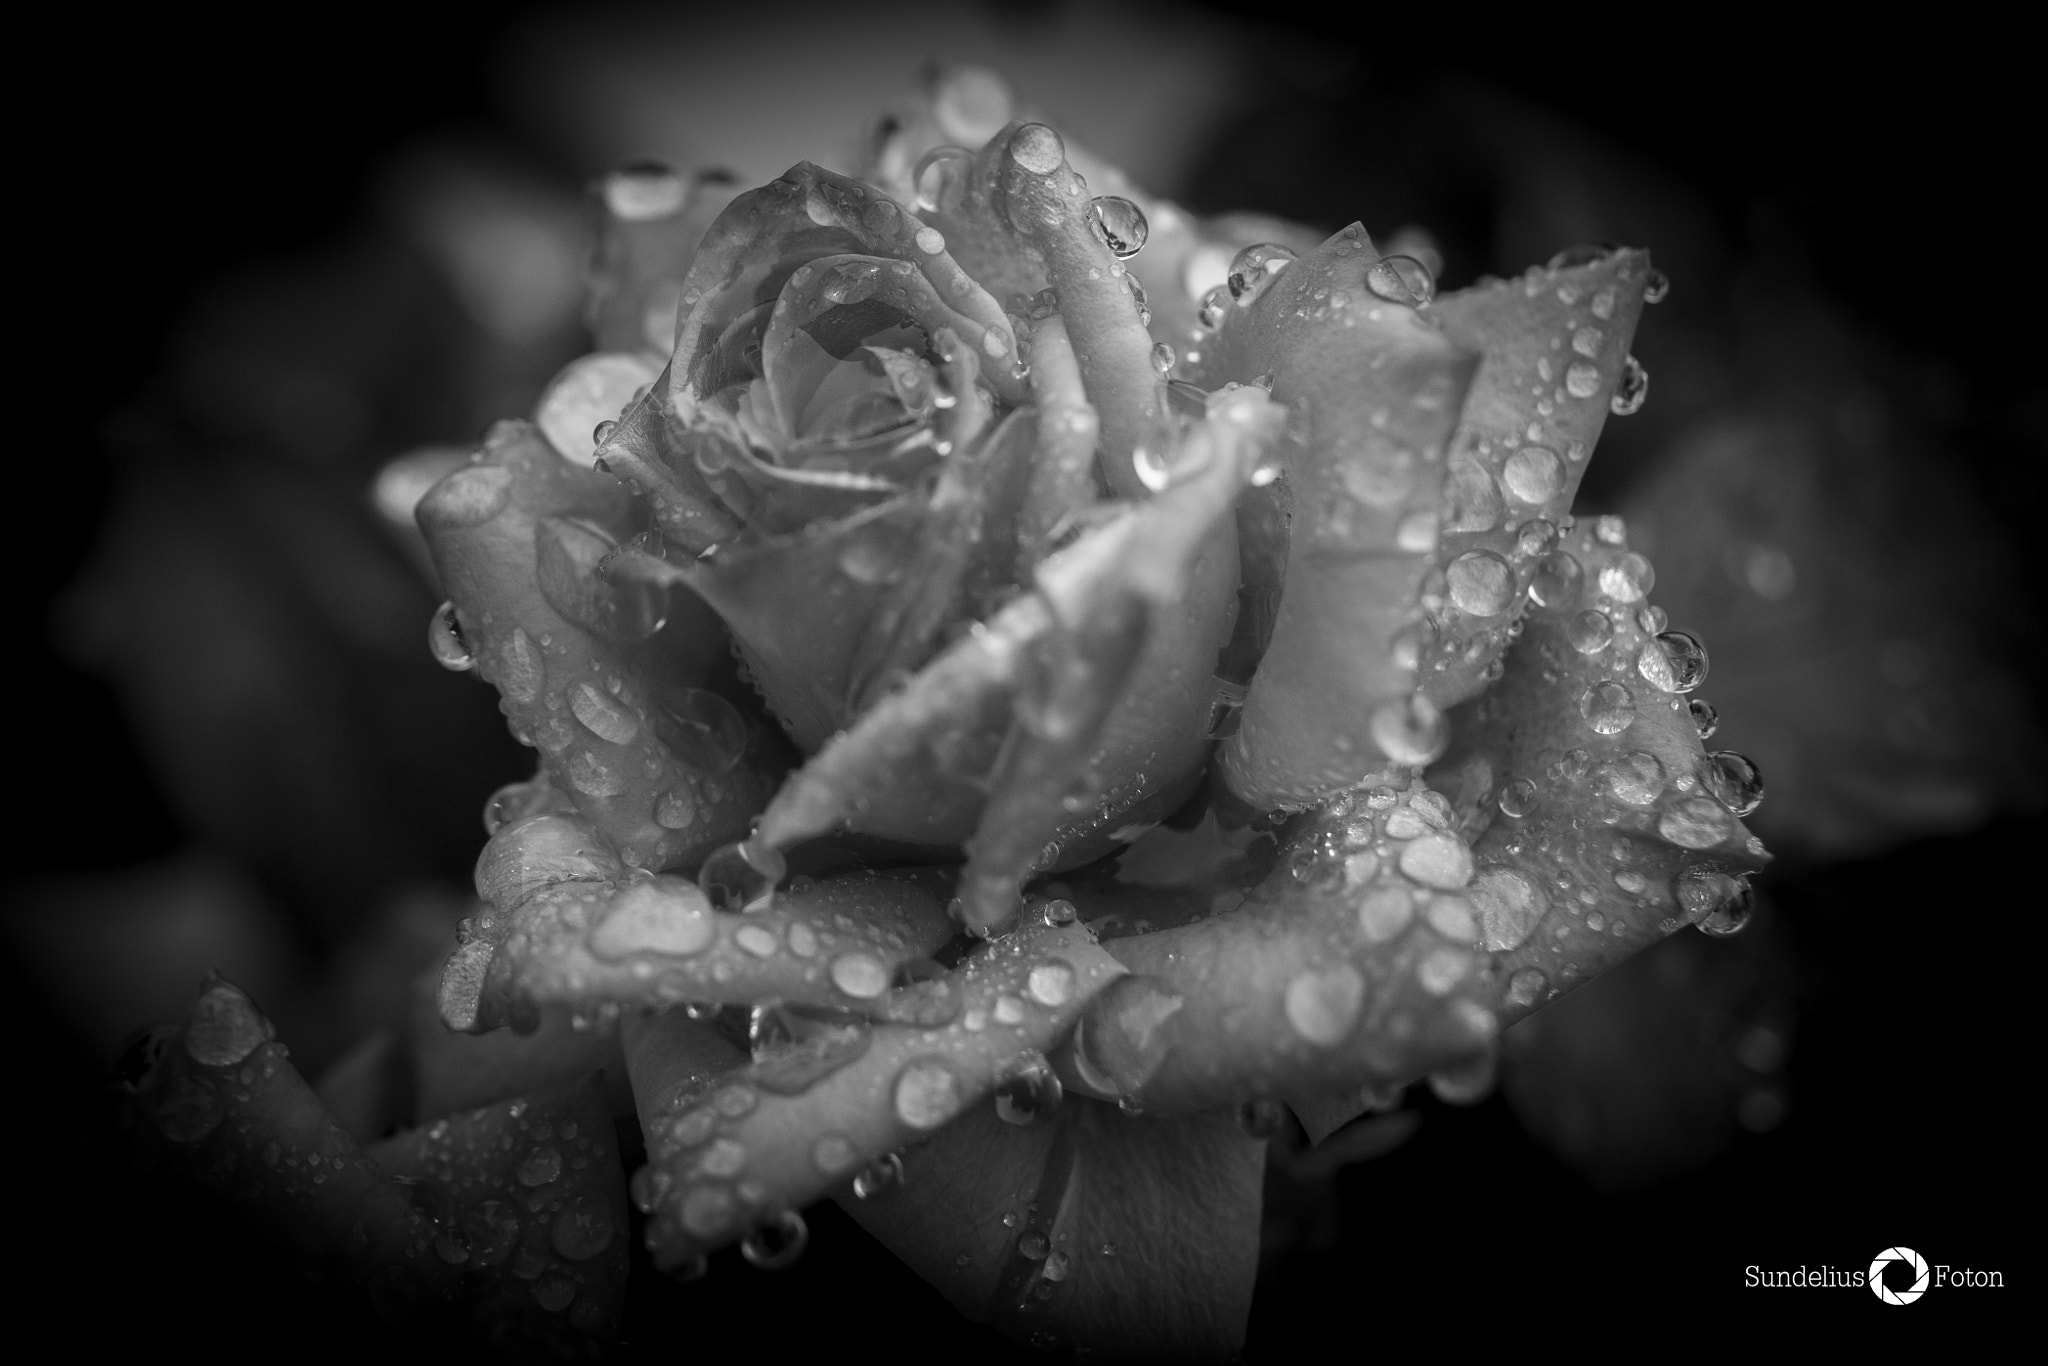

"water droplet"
[698,841,782,913]
[852,1153,904,1200]
[1150,340,1176,376]
[1526,551,1584,612]
[1072,975,1183,1098]
[830,952,890,999]
[1399,833,1474,890]
[1602,750,1666,805]
[740,1209,808,1269]
[1041,898,1078,926]
[1026,959,1077,1007]
[1696,879,1755,936]
[1559,748,1591,781]
[1236,1098,1287,1139]
[1688,697,1719,739]
[1564,362,1601,399]
[1637,605,1668,634]
[1498,778,1538,818]
[550,1192,614,1260]
[602,161,687,220]
[1567,609,1613,653]
[570,682,639,744]
[1009,123,1066,175]
[1515,518,1559,558]
[1505,966,1549,1009]
[734,924,779,957]
[1610,356,1648,415]
[894,1058,964,1130]
[1696,751,1764,816]
[655,688,748,773]
[590,879,716,959]
[184,979,270,1067]
[1226,243,1296,304]
[1658,796,1734,848]
[1370,693,1449,767]
[463,1199,522,1266]
[1446,550,1514,617]
[1641,630,1707,693]
[1427,1048,1496,1105]
[1501,446,1563,504]
[1443,460,1503,533]
[1086,195,1149,258]
[1018,1230,1050,1260]
[994,1051,1063,1127]
[812,1132,859,1176]
[1676,866,1751,931]
[1644,269,1670,304]
[517,1146,562,1187]
[1367,254,1435,305]
[429,602,473,671]
[913,145,973,212]
[1042,1250,1072,1282]
[654,787,698,830]
[1580,680,1636,735]
[1597,552,1654,604]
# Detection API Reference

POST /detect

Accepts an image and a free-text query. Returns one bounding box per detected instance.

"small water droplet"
[1515,518,1559,558]
[1610,356,1648,415]
[428,602,474,671]
[1041,898,1078,926]
[1150,340,1176,376]
[994,1051,1063,1127]
[1659,796,1735,848]
[1284,964,1366,1044]
[1086,195,1149,258]
[1580,680,1636,735]
[894,1058,964,1130]
[740,1209,808,1269]
[1676,866,1752,932]
[1226,242,1297,305]
[1567,609,1613,653]
[1042,1249,1072,1282]
[517,1146,562,1187]
[830,951,890,999]
[1026,959,1077,1007]
[1688,697,1719,739]
[1644,269,1670,304]
[184,980,270,1067]
[1018,1229,1050,1260]
[1501,446,1563,504]
[550,1192,614,1261]
[1602,750,1666,805]
[913,145,973,213]
[1597,552,1654,604]
[698,841,782,913]
[1498,778,1538,818]
[1009,123,1066,175]
[853,1152,904,1200]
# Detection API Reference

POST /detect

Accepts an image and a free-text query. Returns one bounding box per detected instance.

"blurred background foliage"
[14,0,2037,1354]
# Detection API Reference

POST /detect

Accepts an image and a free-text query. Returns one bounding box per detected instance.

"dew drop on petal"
[1506,967,1550,1009]
[1226,243,1296,304]
[1689,697,1719,739]
[184,980,270,1067]
[1515,518,1559,558]
[1009,123,1066,174]
[813,1132,859,1176]
[1567,609,1613,653]
[1580,680,1636,735]
[1497,778,1538,819]
[1150,341,1176,376]
[1501,446,1563,504]
[894,1058,965,1130]
[830,952,890,1000]
[852,1153,904,1200]
[1564,362,1601,399]
[1696,751,1765,816]
[1658,796,1735,848]
[1197,284,1232,330]
[656,688,749,773]
[1602,750,1666,805]
[1610,355,1649,414]
[1655,630,1709,692]
[1676,866,1751,929]
[1597,552,1654,603]
[1446,550,1514,617]
[516,1146,562,1187]
[571,682,639,744]
[1370,694,1449,767]
[1526,551,1583,612]
[1366,254,1434,305]
[913,145,973,213]
[1283,964,1366,1045]
[740,1209,808,1270]
[994,1051,1063,1127]
[1026,960,1076,1008]
[549,1193,614,1261]
[429,602,474,671]
[1086,196,1149,258]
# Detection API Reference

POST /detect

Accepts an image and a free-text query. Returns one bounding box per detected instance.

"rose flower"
[117,66,1767,1360]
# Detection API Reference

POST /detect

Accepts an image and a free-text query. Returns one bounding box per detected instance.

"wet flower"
[117,65,1777,1359]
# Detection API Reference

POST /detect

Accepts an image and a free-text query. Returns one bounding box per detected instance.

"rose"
[118,64,1768,1359]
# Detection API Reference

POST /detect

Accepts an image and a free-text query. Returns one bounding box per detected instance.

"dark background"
[14,2,2033,1356]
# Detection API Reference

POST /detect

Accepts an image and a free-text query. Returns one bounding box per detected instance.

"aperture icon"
[1869,1246,1930,1305]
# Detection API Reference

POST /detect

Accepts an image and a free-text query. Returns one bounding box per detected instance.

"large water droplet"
[1526,551,1583,612]
[1026,959,1077,1007]
[1696,879,1755,936]
[852,1152,904,1199]
[894,1058,965,1130]
[1567,609,1613,653]
[429,601,474,671]
[1009,123,1066,175]
[1646,630,1707,692]
[655,688,748,773]
[1446,550,1514,617]
[913,145,973,213]
[1370,694,1449,767]
[994,1051,1063,1127]
[1696,751,1764,816]
[1505,966,1549,1009]
[1366,254,1435,305]
[1284,964,1365,1045]
[1580,680,1636,735]
[1087,196,1149,258]
[1677,866,1752,932]
[517,1146,562,1187]
[740,1209,808,1269]
[1610,356,1648,415]
[184,979,270,1067]
[1602,750,1666,805]
[570,682,639,745]
[1226,243,1296,304]
[1597,552,1654,604]
[1658,796,1734,848]
[1501,446,1563,504]
[1498,778,1538,818]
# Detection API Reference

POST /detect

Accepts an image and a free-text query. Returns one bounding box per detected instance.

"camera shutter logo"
[1869,1247,1930,1305]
